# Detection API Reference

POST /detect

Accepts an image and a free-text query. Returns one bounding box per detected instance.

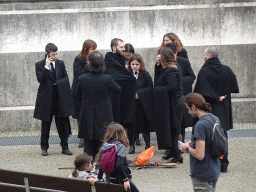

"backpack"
[135,146,155,166]
[101,142,120,174]
[206,116,228,158]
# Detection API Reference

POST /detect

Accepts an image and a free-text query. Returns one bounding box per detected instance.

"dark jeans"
[83,138,103,159]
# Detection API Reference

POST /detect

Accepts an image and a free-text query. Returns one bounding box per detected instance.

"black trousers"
[83,138,103,159]
[171,103,186,156]
[41,116,70,150]
[41,86,70,150]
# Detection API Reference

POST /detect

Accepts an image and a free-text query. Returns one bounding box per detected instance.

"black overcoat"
[34,59,74,122]
[154,67,183,149]
[177,48,188,59]
[104,52,136,124]
[194,57,239,131]
[176,56,196,128]
[71,56,90,119]
[153,86,176,150]
[76,73,121,140]
[134,71,154,133]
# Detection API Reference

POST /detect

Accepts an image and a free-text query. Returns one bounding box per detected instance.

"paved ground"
[0,124,256,192]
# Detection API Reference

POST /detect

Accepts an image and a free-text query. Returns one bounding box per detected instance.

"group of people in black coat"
[34,33,239,174]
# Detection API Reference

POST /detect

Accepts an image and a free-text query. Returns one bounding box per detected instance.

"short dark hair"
[45,43,58,53]
[206,47,218,58]
[125,43,135,54]
[88,51,105,74]
[165,43,177,53]
[110,38,123,51]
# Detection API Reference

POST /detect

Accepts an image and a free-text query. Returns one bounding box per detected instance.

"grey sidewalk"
[0,124,256,192]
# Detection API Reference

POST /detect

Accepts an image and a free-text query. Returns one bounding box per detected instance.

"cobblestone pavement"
[0,124,256,192]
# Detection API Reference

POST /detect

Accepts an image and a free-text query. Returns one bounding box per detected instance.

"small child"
[69,153,98,182]
[90,123,140,192]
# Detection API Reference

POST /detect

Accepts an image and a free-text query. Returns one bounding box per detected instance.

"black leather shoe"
[162,153,174,160]
[129,147,135,154]
[168,155,183,164]
[42,149,48,156]
[78,138,85,148]
[62,149,73,155]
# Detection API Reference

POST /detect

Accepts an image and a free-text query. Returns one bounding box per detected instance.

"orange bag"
[135,146,155,166]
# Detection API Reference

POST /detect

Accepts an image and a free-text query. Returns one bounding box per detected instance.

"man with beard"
[194,47,239,173]
[104,38,136,150]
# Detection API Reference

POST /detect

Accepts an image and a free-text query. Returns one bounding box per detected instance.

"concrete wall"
[1,0,256,131]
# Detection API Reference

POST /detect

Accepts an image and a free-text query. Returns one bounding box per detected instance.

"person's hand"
[135,93,139,99]
[219,95,227,101]
[180,142,190,153]
[123,180,130,191]
[45,55,52,67]
[53,83,57,86]
[90,178,99,186]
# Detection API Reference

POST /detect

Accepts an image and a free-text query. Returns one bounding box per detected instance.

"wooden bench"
[0,168,126,192]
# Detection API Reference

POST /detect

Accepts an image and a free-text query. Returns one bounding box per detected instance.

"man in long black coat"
[104,38,136,143]
[34,43,74,156]
[194,46,239,173]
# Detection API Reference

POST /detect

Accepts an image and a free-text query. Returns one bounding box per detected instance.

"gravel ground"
[0,136,255,192]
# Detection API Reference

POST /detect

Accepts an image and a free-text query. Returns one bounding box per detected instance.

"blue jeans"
[191,177,217,192]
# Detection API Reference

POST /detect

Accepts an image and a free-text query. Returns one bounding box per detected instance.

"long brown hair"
[94,123,129,165]
[72,153,93,178]
[127,54,146,78]
[184,93,212,113]
[76,39,97,58]
[160,47,177,68]
[158,33,183,52]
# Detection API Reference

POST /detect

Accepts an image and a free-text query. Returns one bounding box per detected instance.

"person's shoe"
[162,153,174,160]
[129,146,135,154]
[221,166,228,173]
[168,155,183,164]
[62,149,73,155]
[135,138,141,146]
[78,138,85,148]
[41,149,48,156]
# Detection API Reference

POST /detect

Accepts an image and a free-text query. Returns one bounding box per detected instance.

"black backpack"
[205,116,228,158]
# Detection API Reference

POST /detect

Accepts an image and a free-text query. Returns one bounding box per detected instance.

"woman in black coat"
[158,33,188,59]
[71,39,97,147]
[127,54,153,154]
[76,51,121,158]
[155,47,185,163]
